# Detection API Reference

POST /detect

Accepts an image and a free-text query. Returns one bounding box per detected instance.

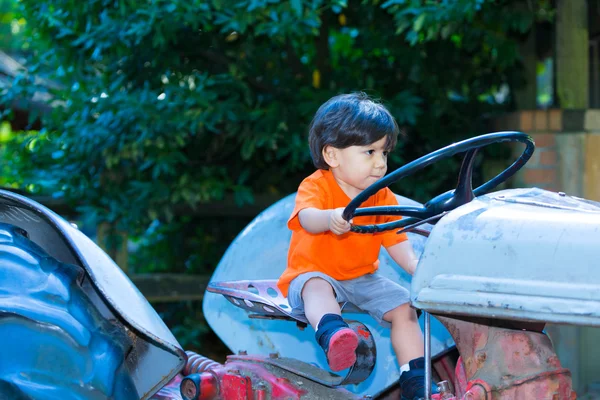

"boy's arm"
[298,208,351,235]
[298,208,331,233]
[386,240,419,276]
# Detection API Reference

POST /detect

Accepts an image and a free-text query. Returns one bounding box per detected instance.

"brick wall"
[491,109,600,198]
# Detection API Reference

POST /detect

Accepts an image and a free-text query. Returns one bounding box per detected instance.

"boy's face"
[324,136,389,199]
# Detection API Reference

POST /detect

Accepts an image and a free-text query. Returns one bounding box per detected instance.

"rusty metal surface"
[228,354,343,387]
[150,374,184,400]
[173,354,360,400]
[226,320,376,387]
[438,316,575,400]
[0,190,186,399]
[223,356,358,399]
[184,351,222,375]
[412,188,600,326]
[203,193,455,397]
[341,320,377,385]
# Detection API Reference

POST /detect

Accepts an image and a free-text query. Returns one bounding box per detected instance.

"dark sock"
[408,356,425,369]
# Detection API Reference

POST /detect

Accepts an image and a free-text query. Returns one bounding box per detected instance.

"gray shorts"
[288,271,410,328]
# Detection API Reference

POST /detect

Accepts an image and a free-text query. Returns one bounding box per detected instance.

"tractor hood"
[412,187,600,326]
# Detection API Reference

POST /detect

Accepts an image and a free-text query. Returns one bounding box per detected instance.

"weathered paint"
[172,352,359,400]
[203,193,455,397]
[443,317,573,399]
[0,223,138,399]
[152,374,185,400]
[413,187,600,326]
[430,317,575,400]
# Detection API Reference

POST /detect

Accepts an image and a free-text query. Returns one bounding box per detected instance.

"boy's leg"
[384,305,438,399]
[301,277,341,328]
[383,303,423,365]
[347,274,436,399]
[299,276,359,371]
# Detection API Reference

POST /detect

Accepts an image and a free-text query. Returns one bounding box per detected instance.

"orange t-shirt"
[277,169,408,296]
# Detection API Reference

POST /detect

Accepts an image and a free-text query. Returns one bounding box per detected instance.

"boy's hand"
[329,208,352,235]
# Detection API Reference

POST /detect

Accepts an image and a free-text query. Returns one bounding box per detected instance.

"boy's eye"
[366,150,375,155]
[383,151,389,156]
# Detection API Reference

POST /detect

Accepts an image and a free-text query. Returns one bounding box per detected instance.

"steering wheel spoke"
[395,212,449,236]
[454,148,477,203]
[353,205,428,219]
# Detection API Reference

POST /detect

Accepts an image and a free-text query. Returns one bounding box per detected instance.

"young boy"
[277,93,437,399]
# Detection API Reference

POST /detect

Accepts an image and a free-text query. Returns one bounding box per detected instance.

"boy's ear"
[322,145,339,168]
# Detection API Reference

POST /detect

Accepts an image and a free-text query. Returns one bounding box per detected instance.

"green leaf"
[381,0,404,9]
[291,0,302,17]
[413,14,426,32]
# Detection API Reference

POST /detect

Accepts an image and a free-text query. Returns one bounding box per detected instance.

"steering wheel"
[342,131,535,234]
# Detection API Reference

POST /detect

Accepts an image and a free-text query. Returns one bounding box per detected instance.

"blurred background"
[1,0,600,396]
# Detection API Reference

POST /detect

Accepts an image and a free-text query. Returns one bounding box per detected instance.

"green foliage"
[0,0,26,51]
[0,0,551,266]
[0,122,41,190]
[130,215,252,274]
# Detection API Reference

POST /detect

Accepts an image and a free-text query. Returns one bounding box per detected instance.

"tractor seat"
[207,279,366,328]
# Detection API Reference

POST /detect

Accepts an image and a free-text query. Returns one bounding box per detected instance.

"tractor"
[0,132,587,399]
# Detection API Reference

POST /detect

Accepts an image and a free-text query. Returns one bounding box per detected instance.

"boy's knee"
[301,277,334,299]
[384,303,417,323]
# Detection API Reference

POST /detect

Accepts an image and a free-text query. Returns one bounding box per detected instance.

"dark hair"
[308,92,400,169]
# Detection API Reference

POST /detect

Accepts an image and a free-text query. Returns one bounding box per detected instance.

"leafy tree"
[1,0,552,277]
[0,0,25,51]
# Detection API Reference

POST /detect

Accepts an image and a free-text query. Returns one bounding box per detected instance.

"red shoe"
[315,314,359,371]
[326,327,359,371]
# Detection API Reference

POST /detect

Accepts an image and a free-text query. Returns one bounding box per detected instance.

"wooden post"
[556,0,589,109]
[548,0,589,393]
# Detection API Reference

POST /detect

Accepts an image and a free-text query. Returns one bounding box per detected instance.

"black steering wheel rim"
[343,131,535,233]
